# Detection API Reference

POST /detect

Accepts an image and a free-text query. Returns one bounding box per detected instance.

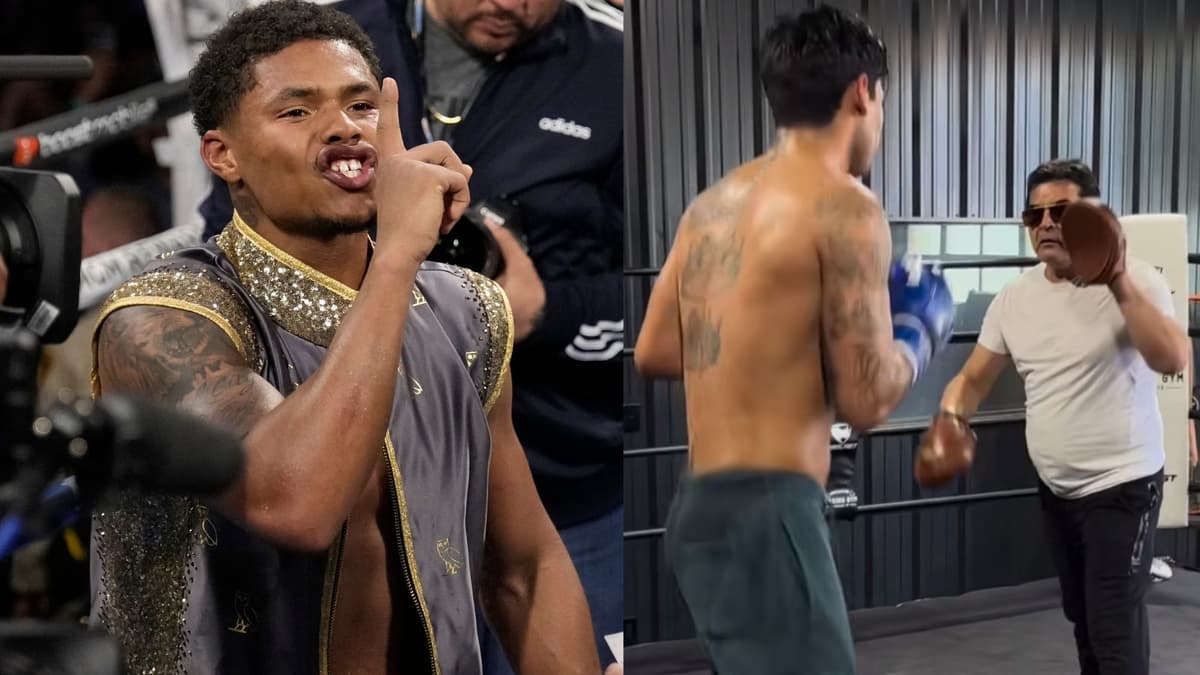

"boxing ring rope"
[627,256,1042,278]
[625,488,1041,541]
[627,253,1200,278]
[0,77,204,310]
[622,325,1200,358]
[78,219,205,309]
[618,327,986,358]
[624,488,1041,541]
[0,79,190,167]
[624,252,1200,349]
[623,410,1037,460]
[622,527,668,541]
[0,56,96,81]
[624,246,1200,541]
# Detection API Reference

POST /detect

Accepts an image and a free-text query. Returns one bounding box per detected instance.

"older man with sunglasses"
[927,158,1191,675]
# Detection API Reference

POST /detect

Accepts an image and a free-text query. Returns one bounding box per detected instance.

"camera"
[0,165,84,503]
[427,196,528,279]
[0,164,103,675]
[0,168,82,344]
[0,55,112,675]
[0,169,240,674]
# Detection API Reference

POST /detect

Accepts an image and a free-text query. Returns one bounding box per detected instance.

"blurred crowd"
[0,0,171,238]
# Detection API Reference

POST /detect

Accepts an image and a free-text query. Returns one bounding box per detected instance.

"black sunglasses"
[1021,202,1069,228]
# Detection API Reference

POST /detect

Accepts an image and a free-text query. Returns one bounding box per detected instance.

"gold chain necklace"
[427,106,463,125]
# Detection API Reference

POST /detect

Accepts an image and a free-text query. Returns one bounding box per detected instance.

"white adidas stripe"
[566,340,623,361]
[572,331,623,350]
[250,0,341,5]
[573,0,624,22]
[567,0,624,32]
[578,319,624,337]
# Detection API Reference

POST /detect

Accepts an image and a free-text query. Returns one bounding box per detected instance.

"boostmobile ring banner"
[0,79,189,167]
[1121,213,1189,529]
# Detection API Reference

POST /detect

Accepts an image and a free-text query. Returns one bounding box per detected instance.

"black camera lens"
[0,180,40,314]
[428,219,495,275]
[0,169,81,343]
[425,197,528,279]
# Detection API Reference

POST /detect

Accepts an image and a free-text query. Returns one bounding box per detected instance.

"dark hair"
[1025,159,1101,203]
[188,0,382,135]
[759,5,888,128]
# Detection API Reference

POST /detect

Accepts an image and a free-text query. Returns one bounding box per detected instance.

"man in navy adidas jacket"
[195,0,624,671]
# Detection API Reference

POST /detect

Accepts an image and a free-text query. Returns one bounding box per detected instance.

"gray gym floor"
[627,568,1200,674]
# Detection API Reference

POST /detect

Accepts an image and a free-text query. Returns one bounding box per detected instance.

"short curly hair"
[188,0,382,135]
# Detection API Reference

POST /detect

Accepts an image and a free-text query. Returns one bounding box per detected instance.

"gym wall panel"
[1187,5,1200,262]
[1012,1,1053,203]
[920,0,963,219]
[966,0,1008,219]
[872,0,916,215]
[1137,0,1178,214]
[625,0,1200,646]
[1096,0,1137,213]
[1057,0,1094,164]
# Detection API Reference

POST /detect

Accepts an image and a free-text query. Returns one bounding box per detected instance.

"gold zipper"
[384,434,441,675]
[318,521,349,675]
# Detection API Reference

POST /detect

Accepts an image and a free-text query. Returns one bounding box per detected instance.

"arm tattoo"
[818,191,907,409]
[98,306,273,437]
[819,193,890,339]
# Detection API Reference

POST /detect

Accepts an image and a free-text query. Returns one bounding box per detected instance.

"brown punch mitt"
[914,412,977,488]
[1059,198,1126,286]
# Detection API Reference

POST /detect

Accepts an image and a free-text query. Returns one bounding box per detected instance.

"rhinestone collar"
[216,212,358,347]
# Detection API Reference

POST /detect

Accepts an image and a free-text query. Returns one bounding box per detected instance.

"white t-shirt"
[977,257,1174,498]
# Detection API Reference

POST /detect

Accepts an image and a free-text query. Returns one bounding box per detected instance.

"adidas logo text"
[538,117,592,140]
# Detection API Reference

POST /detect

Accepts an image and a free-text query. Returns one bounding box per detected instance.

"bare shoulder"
[813,180,887,237]
[684,179,744,232]
[682,156,774,227]
[812,181,888,263]
[96,304,281,436]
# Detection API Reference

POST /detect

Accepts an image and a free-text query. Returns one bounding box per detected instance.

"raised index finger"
[376,77,405,154]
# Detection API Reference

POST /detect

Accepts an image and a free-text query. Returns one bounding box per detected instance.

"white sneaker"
[1150,557,1173,582]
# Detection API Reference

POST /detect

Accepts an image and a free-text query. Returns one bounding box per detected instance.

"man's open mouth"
[330,158,364,178]
[318,144,377,191]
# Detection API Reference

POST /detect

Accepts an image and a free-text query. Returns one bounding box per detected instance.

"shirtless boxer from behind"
[634,7,954,674]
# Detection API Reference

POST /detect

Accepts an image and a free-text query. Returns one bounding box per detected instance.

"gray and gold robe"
[88,212,512,675]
